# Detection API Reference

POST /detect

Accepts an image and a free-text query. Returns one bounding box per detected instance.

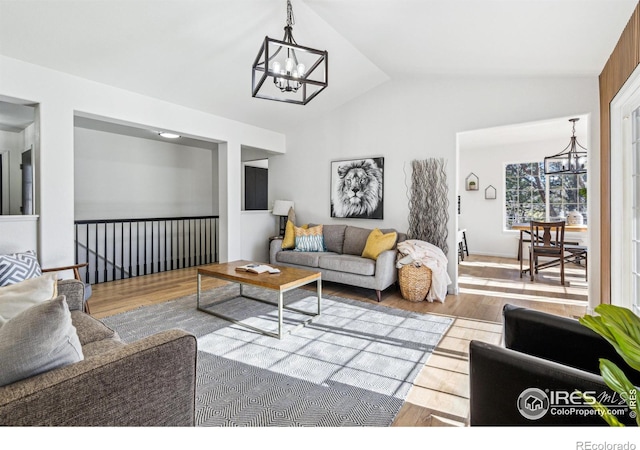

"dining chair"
[529,220,566,285]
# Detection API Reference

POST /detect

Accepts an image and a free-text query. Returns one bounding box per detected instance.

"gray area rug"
[102,285,453,427]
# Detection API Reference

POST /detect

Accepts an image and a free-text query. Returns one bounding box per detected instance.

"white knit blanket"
[396,240,451,302]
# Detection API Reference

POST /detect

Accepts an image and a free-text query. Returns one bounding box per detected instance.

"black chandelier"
[251,0,328,105]
[544,118,588,175]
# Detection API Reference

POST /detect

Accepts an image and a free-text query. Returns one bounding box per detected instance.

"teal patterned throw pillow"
[294,225,325,252]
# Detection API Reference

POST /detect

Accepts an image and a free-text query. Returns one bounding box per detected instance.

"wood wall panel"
[599,2,640,304]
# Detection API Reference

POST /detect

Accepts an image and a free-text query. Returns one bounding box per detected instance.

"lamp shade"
[272,200,294,216]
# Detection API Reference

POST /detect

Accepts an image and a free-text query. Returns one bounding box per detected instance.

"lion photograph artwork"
[331,157,384,219]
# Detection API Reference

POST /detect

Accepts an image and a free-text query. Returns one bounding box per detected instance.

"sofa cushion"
[0,273,59,327]
[342,226,374,256]
[0,296,84,386]
[70,310,120,345]
[294,225,325,252]
[362,228,398,260]
[318,254,376,276]
[277,251,328,267]
[82,337,126,358]
[323,225,347,254]
[0,250,43,287]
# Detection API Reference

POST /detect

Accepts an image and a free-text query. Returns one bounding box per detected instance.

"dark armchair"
[469,304,639,426]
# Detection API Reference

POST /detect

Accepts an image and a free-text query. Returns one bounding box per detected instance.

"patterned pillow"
[294,225,325,252]
[0,251,43,287]
[282,222,308,250]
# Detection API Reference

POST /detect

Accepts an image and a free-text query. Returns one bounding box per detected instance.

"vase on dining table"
[566,210,584,226]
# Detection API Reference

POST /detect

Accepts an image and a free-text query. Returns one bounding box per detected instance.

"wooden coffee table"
[196,260,322,339]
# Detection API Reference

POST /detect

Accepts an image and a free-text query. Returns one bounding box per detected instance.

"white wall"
[240,210,275,263]
[74,127,216,220]
[0,55,285,267]
[271,75,600,295]
[458,134,588,258]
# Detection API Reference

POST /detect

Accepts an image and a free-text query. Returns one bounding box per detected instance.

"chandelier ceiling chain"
[251,0,328,105]
[286,0,295,28]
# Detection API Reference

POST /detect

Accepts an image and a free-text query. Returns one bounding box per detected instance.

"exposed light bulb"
[297,63,305,76]
[285,57,294,73]
[272,61,281,74]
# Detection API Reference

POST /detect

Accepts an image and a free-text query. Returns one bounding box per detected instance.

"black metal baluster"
[142,220,147,275]
[85,224,89,284]
[150,220,154,274]
[186,219,189,267]
[136,221,140,277]
[103,223,108,282]
[163,220,167,272]
[94,224,99,283]
[121,222,124,280]
[112,221,116,281]
[129,222,133,278]
[199,218,203,265]
[170,220,174,270]
[182,220,186,269]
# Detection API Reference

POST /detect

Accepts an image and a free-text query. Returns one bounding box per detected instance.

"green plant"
[577,304,640,426]
[579,187,587,200]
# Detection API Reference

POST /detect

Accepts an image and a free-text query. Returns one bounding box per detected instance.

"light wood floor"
[87,254,588,427]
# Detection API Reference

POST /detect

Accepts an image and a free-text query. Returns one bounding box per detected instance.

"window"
[504,162,587,229]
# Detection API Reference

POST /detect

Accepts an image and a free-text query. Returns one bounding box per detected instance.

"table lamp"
[272,200,294,236]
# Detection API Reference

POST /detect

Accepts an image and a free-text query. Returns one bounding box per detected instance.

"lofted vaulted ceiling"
[0,0,637,134]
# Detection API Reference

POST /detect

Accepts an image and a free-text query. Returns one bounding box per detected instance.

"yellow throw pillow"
[282,221,308,249]
[362,228,398,260]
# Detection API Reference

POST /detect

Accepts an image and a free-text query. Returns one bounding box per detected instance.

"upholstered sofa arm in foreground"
[0,329,197,426]
[502,304,637,379]
[469,304,639,426]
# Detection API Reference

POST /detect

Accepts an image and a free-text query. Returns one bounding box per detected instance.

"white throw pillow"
[0,295,84,386]
[0,272,58,327]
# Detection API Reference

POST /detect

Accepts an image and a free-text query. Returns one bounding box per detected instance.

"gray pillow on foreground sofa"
[270,224,406,302]
[0,279,197,426]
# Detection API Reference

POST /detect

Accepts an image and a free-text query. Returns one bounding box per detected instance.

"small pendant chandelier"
[251,0,328,105]
[544,118,588,175]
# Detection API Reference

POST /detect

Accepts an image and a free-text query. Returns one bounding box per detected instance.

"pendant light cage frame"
[544,118,588,175]
[252,35,328,105]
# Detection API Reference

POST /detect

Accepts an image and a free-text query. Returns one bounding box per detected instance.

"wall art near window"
[465,172,479,191]
[485,185,497,200]
[331,157,384,219]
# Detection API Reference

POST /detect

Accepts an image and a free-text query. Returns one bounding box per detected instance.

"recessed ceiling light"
[159,132,180,139]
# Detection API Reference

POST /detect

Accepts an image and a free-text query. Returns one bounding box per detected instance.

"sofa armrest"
[373,249,398,288]
[0,329,197,426]
[269,238,284,265]
[503,304,639,385]
[57,279,85,312]
[469,340,634,426]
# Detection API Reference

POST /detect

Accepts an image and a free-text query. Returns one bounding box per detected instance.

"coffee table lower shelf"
[196,263,322,339]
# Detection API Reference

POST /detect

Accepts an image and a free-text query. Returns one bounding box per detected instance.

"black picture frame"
[330,157,384,219]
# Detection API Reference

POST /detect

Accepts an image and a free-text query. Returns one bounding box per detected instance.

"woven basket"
[398,264,433,302]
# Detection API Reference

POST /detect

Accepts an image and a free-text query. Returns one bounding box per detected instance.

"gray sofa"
[270,224,406,302]
[0,279,197,426]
